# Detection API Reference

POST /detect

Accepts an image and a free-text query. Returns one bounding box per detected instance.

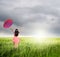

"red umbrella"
[3,19,13,28]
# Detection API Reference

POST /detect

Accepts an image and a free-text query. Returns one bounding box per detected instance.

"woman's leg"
[14,43,18,48]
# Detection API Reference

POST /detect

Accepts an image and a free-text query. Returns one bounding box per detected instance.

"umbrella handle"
[10,28,14,32]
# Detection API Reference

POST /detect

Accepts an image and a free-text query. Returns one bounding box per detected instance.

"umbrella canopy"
[3,19,13,28]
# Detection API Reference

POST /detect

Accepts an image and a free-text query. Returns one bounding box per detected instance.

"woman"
[13,29,20,48]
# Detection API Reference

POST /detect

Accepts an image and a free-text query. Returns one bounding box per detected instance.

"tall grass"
[0,37,60,57]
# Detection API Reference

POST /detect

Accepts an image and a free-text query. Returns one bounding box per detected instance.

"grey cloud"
[0,0,60,36]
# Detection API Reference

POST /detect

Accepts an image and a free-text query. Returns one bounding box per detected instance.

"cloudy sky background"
[0,0,60,37]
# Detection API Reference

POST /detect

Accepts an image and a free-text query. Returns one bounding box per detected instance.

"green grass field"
[0,37,60,57]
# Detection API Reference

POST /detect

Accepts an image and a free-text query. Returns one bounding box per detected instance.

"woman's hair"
[14,29,19,36]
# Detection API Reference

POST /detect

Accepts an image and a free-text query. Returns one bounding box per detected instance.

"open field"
[0,37,60,57]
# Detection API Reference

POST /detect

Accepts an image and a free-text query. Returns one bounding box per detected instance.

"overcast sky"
[0,0,60,37]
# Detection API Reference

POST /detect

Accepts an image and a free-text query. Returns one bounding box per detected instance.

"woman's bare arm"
[19,27,24,32]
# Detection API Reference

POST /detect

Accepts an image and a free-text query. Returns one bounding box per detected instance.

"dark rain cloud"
[0,0,60,36]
